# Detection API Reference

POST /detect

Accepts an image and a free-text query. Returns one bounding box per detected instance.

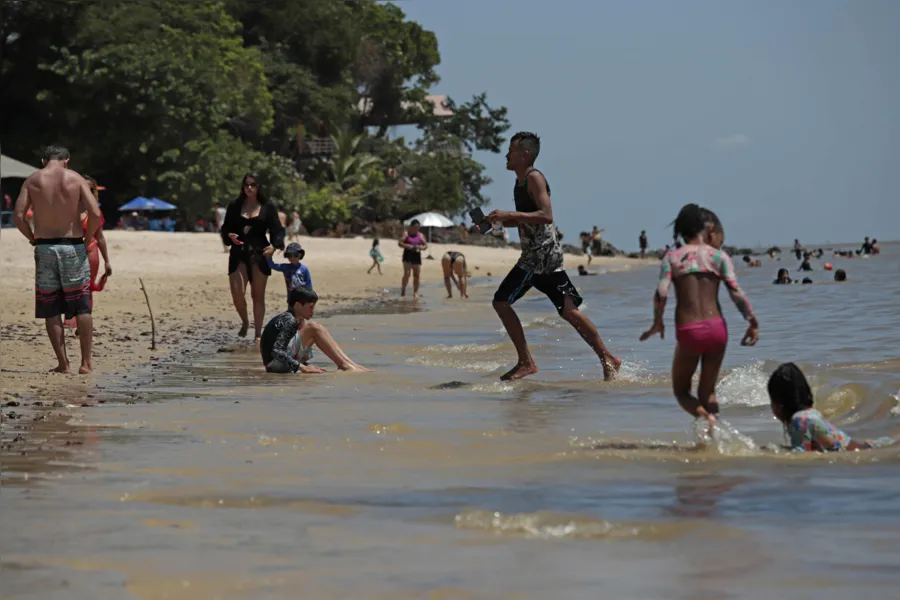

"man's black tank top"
[514,168,550,211]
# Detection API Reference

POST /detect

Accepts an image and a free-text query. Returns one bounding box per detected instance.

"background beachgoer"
[399,220,426,298]
[368,238,383,275]
[441,251,468,298]
[221,173,285,341]
[64,176,112,332]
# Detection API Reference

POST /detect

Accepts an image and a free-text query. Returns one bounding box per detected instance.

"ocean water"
[3,246,900,599]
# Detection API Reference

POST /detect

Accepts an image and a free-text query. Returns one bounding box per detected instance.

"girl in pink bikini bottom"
[640,204,760,429]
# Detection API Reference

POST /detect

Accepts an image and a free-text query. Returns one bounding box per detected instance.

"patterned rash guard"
[789,408,897,452]
[260,311,301,372]
[654,244,756,322]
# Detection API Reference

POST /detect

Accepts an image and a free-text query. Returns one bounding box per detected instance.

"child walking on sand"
[768,362,898,452]
[368,238,383,275]
[640,204,759,428]
[260,288,371,374]
[265,242,312,298]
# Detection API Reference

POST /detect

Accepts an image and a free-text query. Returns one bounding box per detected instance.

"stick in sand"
[139,277,157,350]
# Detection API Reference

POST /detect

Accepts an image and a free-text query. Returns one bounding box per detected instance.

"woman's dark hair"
[834,269,847,281]
[409,219,420,228]
[84,175,98,193]
[372,238,379,248]
[672,203,706,242]
[700,207,722,232]
[777,268,789,278]
[767,362,814,424]
[238,173,268,204]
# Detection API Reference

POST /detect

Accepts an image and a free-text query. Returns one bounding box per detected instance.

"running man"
[14,145,103,374]
[487,132,621,381]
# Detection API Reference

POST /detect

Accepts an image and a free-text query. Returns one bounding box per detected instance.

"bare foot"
[414,293,420,299]
[602,354,623,381]
[238,322,249,338]
[78,365,93,375]
[254,337,261,345]
[500,362,538,381]
[49,365,70,374]
[340,363,373,373]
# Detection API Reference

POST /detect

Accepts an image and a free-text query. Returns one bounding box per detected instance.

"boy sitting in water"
[260,287,371,374]
[265,242,312,298]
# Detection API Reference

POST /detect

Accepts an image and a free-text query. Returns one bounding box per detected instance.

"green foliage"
[38,0,272,186]
[302,185,354,232]
[157,132,305,216]
[420,93,511,153]
[0,0,508,227]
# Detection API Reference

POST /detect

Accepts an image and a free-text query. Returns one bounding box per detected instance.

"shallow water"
[4,247,900,599]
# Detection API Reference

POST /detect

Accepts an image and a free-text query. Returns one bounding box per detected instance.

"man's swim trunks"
[34,238,92,320]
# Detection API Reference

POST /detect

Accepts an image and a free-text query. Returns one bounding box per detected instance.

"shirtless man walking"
[13,146,103,374]
[487,132,621,381]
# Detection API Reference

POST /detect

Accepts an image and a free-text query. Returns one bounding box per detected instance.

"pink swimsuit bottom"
[676,317,728,354]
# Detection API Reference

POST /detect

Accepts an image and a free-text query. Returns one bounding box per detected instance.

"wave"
[454,509,699,541]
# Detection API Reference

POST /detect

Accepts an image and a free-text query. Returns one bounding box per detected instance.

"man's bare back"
[13,146,103,376]
[15,162,100,242]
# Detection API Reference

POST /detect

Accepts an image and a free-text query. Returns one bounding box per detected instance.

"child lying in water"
[768,362,897,452]
[260,287,371,374]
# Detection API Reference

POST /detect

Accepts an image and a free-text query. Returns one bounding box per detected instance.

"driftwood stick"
[139,277,157,350]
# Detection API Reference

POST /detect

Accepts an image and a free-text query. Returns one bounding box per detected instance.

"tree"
[36,0,273,209]
[157,132,305,216]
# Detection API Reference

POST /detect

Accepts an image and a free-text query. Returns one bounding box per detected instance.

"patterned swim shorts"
[34,238,92,320]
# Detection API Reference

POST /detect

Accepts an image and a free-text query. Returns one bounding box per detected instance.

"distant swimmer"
[774,268,793,284]
[742,255,761,267]
[13,145,103,374]
[768,363,898,452]
[640,204,758,430]
[260,288,371,374]
[834,269,847,282]
[577,265,596,276]
[798,253,813,272]
[441,251,468,299]
[487,131,620,381]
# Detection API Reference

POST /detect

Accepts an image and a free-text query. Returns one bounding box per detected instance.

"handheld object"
[468,208,493,234]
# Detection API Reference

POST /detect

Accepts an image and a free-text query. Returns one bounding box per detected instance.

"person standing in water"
[487,131,621,381]
[399,219,426,298]
[64,176,112,333]
[639,230,648,259]
[441,251,468,299]
[220,173,285,341]
[13,145,103,374]
[640,204,758,428]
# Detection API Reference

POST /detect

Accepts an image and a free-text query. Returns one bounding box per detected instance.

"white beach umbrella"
[403,211,455,258]
[403,211,454,228]
[1,154,39,179]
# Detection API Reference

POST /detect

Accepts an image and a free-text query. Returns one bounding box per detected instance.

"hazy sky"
[400,0,899,250]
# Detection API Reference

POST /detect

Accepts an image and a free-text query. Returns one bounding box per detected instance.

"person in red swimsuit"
[65,176,112,330]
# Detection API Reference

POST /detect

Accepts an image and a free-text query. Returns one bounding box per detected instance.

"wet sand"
[1,230,643,474]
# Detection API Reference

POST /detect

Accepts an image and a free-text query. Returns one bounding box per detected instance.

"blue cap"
[284,242,304,258]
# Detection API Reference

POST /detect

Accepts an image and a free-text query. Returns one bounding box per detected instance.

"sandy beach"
[1,230,643,401]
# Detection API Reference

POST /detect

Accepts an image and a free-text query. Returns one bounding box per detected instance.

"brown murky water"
[3,248,900,599]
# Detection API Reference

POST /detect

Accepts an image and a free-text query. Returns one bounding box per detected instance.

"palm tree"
[329,129,381,191]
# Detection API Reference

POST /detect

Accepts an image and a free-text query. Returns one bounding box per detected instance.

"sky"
[398,0,900,250]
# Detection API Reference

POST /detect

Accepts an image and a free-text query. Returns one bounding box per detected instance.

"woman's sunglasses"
[244,182,258,189]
